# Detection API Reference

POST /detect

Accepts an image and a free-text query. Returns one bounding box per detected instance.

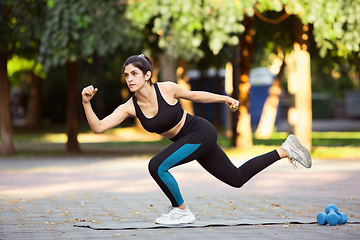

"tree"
[283,0,360,148]
[126,0,252,60]
[38,0,139,152]
[247,9,294,139]
[0,42,14,155]
[0,0,46,155]
[304,0,360,59]
[285,18,312,149]
[7,57,46,128]
[234,16,254,148]
[254,60,285,139]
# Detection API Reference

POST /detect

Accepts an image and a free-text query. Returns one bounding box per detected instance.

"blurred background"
[0,0,359,158]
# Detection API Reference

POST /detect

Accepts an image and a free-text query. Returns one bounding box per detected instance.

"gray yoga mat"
[74,218,319,230]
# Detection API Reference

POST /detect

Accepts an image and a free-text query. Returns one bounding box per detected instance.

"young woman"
[81,54,312,225]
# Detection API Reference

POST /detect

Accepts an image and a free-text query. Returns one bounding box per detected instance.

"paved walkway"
[1,155,360,239]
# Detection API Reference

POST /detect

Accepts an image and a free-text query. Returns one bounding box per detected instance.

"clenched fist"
[81,85,98,104]
[225,96,239,112]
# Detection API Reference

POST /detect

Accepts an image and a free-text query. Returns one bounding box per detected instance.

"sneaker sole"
[155,215,195,225]
[287,134,312,168]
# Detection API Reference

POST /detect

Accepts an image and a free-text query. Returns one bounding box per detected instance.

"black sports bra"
[132,83,184,134]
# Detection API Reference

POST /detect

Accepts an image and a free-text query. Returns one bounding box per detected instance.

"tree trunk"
[214,68,221,127]
[25,71,42,128]
[231,49,240,146]
[66,61,80,152]
[286,53,296,134]
[198,60,206,118]
[255,60,285,139]
[177,57,194,115]
[151,54,159,83]
[94,52,105,119]
[158,53,176,82]
[236,16,254,149]
[0,45,15,155]
[286,18,312,150]
[225,62,234,138]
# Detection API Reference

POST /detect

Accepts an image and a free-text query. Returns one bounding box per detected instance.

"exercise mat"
[74,218,319,230]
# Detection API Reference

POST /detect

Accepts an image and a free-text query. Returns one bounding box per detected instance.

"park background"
[1,0,360,158]
[1,1,360,239]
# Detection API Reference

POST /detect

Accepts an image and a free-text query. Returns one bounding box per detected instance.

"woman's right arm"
[82,85,134,134]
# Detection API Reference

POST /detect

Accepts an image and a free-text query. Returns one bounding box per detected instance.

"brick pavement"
[0,156,360,239]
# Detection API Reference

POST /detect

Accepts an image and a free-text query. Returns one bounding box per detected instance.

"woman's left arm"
[170,82,239,112]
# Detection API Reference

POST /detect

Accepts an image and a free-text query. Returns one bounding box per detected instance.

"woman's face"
[124,64,150,92]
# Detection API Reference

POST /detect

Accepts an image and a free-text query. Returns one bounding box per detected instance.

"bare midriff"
[159,111,187,139]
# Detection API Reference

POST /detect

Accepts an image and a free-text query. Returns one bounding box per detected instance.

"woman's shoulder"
[157,81,179,90]
[157,81,181,100]
[120,97,136,117]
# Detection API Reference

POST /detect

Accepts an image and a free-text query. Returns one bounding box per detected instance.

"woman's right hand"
[82,85,98,104]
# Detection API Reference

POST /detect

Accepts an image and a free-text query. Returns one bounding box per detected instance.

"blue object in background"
[190,77,227,126]
[187,67,282,128]
[249,85,281,126]
[188,69,227,126]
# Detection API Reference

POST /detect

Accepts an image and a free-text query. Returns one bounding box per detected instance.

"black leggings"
[148,114,281,207]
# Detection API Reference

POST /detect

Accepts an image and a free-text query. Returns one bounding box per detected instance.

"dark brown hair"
[123,54,153,85]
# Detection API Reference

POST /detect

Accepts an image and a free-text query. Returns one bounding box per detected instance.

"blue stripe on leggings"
[158,143,201,206]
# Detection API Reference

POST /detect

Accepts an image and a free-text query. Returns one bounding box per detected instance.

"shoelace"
[288,158,298,170]
[282,142,298,170]
[162,206,175,215]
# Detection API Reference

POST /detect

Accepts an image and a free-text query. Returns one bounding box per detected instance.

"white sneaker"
[155,205,195,224]
[280,134,312,169]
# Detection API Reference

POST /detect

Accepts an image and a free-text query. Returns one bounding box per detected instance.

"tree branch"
[254,9,291,24]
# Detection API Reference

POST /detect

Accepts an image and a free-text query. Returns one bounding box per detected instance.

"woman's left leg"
[197,144,281,188]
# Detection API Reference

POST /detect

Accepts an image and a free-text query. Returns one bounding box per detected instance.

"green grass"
[256,132,360,147]
[7,125,360,159]
[216,131,360,147]
[217,131,360,159]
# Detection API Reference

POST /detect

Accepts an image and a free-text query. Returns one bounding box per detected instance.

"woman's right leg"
[148,137,200,208]
[196,134,312,188]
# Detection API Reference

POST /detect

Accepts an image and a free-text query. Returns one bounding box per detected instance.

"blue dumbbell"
[317,211,347,225]
[317,212,327,225]
[338,212,347,225]
[325,204,340,226]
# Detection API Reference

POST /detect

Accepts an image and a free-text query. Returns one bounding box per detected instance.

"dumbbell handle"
[325,204,339,214]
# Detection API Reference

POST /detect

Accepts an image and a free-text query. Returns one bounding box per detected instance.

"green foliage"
[126,0,359,62]
[0,0,48,90]
[312,71,357,100]
[46,0,55,9]
[3,0,358,73]
[38,0,140,71]
[251,12,296,68]
[304,0,360,58]
[0,0,46,55]
[126,0,256,61]
[7,55,47,86]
